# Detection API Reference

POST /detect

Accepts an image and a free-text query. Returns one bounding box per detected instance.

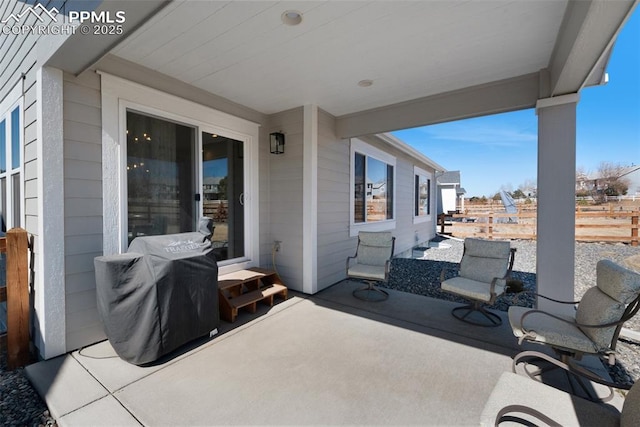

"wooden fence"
[0,228,31,369]
[203,200,228,222]
[438,210,639,246]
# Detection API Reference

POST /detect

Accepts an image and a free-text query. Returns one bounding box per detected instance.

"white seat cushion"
[459,238,510,284]
[508,306,598,354]
[347,264,386,281]
[441,276,505,302]
[622,377,640,426]
[575,287,625,351]
[596,259,640,305]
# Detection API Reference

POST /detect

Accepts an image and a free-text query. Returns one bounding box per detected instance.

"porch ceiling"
[110,0,566,117]
[46,0,636,135]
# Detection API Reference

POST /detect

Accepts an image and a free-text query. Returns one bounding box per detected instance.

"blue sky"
[393,9,640,198]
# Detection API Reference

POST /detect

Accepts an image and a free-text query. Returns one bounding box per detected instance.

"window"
[126,111,196,244]
[414,166,432,224]
[350,138,396,235]
[0,98,22,231]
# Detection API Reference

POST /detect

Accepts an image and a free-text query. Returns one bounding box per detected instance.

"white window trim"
[349,138,396,237]
[413,165,433,224]
[99,72,260,275]
[0,82,24,229]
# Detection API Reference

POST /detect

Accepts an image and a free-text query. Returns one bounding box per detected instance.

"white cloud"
[419,122,537,147]
[408,117,538,147]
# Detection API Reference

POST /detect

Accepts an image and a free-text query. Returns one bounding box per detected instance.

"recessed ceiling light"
[358,79,374,87]
[281,10,303,26]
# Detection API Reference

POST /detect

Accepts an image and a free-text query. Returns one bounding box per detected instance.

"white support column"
[302,105,318,294]
[536,94,579,314]
[36,67,66,358]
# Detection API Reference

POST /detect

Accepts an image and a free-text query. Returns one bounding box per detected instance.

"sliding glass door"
[125,110,247,263]
[202,131,245,261]
[126,111,196,244]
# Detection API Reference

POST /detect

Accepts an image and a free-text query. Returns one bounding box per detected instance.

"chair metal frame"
[512,291,640,402]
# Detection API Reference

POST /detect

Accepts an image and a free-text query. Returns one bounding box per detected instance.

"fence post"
[488,214,493,239]
[632,211,639,247]
[6,228,30,369]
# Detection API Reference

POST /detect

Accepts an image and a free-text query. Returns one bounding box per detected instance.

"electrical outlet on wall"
[274,240,282,252]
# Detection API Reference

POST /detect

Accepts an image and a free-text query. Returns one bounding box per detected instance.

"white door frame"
[99,72,260,273]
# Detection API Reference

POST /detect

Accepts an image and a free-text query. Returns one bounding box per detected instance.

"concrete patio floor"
[25,280,624,426]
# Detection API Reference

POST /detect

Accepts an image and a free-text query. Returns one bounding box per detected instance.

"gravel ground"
[0,352,55,426]
[386,237,640,386]
[0,238,638,425]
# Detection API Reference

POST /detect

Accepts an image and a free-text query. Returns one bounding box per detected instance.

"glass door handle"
[239,193,244,206]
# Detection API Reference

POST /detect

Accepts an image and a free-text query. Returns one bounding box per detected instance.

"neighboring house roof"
[457,187,467,196]
[203,176,223,186]
[437,171,461,185]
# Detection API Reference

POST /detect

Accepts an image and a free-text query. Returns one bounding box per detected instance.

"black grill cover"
[94,228,219,365]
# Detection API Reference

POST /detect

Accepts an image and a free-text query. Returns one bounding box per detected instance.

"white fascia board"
[549,0,637,95]
[536,93,580,113]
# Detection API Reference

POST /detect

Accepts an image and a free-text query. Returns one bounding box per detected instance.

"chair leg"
[451,301,502,327]
[352,280,389,302]
[512,350,618,403]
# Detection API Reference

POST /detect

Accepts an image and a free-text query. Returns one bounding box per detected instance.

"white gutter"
[373,132,447,172]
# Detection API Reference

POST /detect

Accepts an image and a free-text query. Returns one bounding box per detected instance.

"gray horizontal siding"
[265,108,304,291]
[0,0,78,357]
[316,110,351,290]
[21,59,39,236]
[63,70,106,350]
[0,2,38,99]
[393,148,437,254]
[315,131,438,291]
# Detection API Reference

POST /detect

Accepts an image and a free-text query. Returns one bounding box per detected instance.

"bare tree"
[575,167,591,197]
[576,166,589,181]
[591,162,631,202]
[518,179,537,198]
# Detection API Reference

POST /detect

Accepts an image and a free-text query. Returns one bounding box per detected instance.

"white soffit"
[111,0,568,116]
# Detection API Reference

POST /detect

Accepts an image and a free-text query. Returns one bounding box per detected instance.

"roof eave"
[372,133,447,172]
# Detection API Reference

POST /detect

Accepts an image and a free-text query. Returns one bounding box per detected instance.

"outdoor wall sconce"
[270,132,285,154]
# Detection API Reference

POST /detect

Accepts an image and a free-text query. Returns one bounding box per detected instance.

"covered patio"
[33,1,638,360]
[25,282,621,426]
[0,0,636,424]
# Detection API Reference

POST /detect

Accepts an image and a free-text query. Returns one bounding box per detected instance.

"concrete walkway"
[25,280,622,425]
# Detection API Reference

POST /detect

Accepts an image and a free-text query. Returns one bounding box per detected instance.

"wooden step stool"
[217,267,288,322]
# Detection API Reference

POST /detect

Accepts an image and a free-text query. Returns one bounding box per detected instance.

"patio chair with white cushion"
[440,238,516,326]
[346,231,395,302]
[509,259,640,401]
